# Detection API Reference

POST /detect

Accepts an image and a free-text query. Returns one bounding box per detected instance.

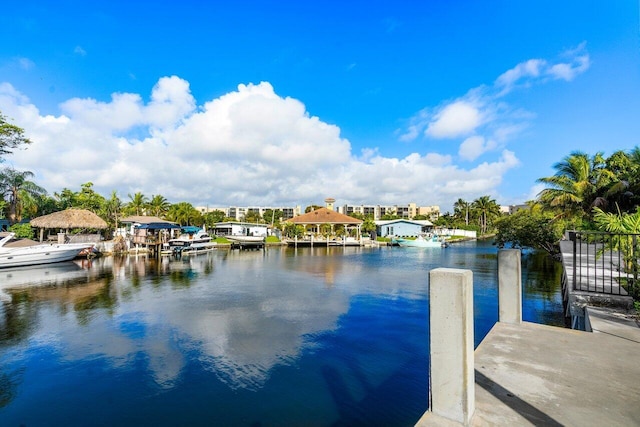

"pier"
[416,248,640,426]
[559,232,635,328]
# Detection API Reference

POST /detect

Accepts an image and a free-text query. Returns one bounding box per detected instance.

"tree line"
[2,111,507,239]
[5,110,639,251]
[495,149,640,255]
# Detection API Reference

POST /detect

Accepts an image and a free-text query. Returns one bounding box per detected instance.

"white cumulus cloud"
[458,135,497,161]
[425,101,482,139]
[0,78,522,210]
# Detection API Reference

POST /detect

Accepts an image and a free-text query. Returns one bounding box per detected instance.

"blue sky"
[1,1,639,212]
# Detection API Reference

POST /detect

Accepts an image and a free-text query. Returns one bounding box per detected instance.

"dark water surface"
[0,240,563,426]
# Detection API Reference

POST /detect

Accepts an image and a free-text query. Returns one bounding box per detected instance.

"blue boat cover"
[136,222,181,230]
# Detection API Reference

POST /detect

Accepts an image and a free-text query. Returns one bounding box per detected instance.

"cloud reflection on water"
[1,250,361,391]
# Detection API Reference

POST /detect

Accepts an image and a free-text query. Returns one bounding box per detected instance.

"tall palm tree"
[453,198,471,225]
[0,167,46,224]
[101,191,123,233]
[537,151,613,220]
[147,194,171,218]
[16,190,39,220]
[126,192,149,216]
[471,195,501,235]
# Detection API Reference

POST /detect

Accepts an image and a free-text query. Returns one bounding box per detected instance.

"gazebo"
[285,207,363,246]
[30,208,108,243]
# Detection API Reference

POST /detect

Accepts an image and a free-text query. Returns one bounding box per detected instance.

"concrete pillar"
[429,268,475,424]
[498,249,522,324]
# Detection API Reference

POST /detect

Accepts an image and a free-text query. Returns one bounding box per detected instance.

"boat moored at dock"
[393,234,448,248]
[166,227,217,254]
[0,232,94,268]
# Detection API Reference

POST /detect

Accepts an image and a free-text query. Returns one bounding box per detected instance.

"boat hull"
[167,229,213,251]
[0,243,93,268]
[226,235,265,243]
[394,238,446,248]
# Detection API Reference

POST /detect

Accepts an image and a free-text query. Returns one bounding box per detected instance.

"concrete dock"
[418,304,640,426]
[476,313,640,426]
[418,310,640,426]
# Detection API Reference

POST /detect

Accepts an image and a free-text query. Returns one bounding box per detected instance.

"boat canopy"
[136,222,181,230]
[180,226,202,233]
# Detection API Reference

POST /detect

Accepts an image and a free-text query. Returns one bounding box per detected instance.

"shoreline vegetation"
[93,234,485,255]
[2,115,640,260]
[3,114,639,313]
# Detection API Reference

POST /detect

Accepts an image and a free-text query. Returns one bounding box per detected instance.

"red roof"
[286,208,363,224]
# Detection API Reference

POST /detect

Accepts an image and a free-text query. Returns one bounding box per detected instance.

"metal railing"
[567,231,639,297]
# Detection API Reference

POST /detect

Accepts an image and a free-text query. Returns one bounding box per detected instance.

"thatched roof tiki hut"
[31,208,108,243]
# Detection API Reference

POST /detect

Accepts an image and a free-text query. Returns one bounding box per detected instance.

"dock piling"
[428,268,475,425]
[498,249,522,324]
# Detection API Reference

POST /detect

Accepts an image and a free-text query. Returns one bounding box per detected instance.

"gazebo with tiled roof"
[285,207,363,243]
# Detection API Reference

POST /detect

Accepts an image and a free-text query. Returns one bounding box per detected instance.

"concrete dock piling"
[427,268,475,425]
[498,249,522,324]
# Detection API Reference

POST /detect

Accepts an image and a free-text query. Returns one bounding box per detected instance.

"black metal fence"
[567,231,639,297]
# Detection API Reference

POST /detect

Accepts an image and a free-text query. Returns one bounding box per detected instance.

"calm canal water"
[0,240,563,426]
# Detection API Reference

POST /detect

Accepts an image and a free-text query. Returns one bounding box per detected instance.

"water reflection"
[522,250,564,326]
[0,244,564,425]
[1,251,353,393]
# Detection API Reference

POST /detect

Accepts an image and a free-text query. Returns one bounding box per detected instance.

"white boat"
[167,227,216,253]
[226,235,266,249]
[0,232,94,268]
[394,234,448,248]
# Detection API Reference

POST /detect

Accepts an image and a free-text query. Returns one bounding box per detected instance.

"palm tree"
[147,194,171,218]
[362,217,377,238]
[471,195,501,235]
[101,191,123,234]
[0,167,46,224]
[605,148,640,213]
[453,198,471,226]
[16,190,39,220]
[126,192,148,216]
[537,151,613,220]
[166,202,202,226]
[593,206,640,277]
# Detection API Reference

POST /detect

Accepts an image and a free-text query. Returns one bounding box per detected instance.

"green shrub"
[8,223,34,239]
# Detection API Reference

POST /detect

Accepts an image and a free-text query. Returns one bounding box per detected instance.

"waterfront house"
[212,221,269,238]
[119,215,179,250]
[375,219,434,238]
